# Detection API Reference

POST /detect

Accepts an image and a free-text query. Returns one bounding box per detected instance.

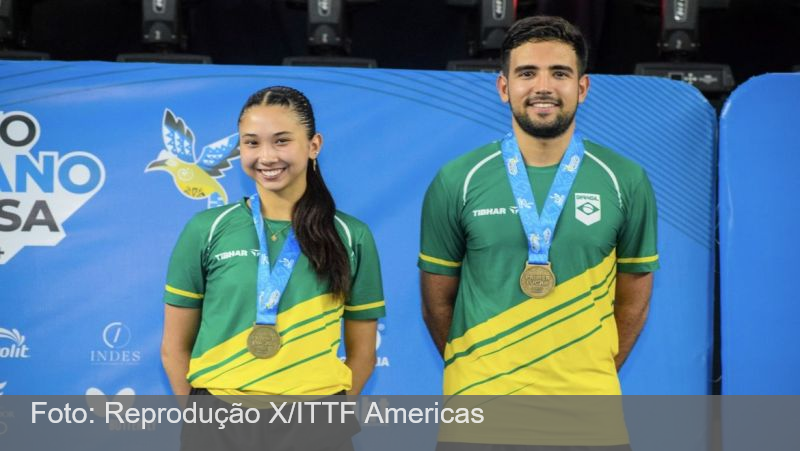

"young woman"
[160,86,385,401]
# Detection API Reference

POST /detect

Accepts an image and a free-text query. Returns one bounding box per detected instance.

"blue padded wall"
[719,73,800,394]
[0,62,714,397]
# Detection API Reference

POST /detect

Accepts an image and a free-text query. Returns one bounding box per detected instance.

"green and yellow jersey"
[164,198,385,396]
[419,138,659,396]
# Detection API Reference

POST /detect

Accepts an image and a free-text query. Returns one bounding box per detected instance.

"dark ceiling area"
[7,0,800,85]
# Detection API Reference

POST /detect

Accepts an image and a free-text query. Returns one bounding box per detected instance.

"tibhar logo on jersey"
[214,248,259,262]
[0,328,30,359]
[575,193,601,226]
[473,205,521,216]
[90,322,141,365]
[145,109,239,209]
[472,207,507,217]
[0,111,106,265]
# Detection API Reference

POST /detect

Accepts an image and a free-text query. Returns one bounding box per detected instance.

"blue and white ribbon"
[250,193,301,326]
[500,131,585,265]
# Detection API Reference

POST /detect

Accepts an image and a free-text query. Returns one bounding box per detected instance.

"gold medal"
[520,263,556,298]
[247,324,281,358]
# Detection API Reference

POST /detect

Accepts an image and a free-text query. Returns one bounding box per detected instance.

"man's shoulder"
[582,138,647,181]
[438,140,503,180]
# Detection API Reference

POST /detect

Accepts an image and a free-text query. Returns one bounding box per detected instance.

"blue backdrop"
[0,62,715,397]
[719,73,800,395]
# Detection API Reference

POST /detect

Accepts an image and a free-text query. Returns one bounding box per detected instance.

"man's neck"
[513,122,576,167]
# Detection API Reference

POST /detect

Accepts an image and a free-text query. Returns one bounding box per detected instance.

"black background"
[10,0,800,84]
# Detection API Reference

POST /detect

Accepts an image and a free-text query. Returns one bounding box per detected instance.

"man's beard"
[512,102,576,139]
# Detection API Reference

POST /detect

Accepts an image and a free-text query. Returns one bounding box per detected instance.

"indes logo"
[145,109,239,208]
[0,328,30,359]
[0,111,105,264]
[103,322,131,349]
[90,322,141,365]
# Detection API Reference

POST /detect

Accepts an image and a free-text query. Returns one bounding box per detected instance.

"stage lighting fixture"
[283,0,378,68]
[142,0,180,47]
[446,0,514,72]
[0,0,13,44]
[118,0,211,64]
[659,0,700,56]
[0,0,50,60]
[283,55,376,68]
[449,0,515,55]
[635,0,734,99]
[446,59,500,73]
[634,62,734,94]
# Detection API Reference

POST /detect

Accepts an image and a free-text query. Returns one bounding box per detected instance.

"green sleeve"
[418,170,465,276]
[163,217,207,308]
[617,169,660,273]
[344,224,386,320]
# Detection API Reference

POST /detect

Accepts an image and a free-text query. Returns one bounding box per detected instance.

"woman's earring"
[313,159,317,172]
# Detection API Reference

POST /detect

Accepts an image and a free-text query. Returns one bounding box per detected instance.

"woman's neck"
[255,183,305,221]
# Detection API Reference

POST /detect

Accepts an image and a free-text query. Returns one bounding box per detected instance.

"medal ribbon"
[250,193,301,326]
[500,131,585,265]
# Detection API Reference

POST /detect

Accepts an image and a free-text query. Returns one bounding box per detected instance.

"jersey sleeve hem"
[343,300,386,320]
[418,253,462,276]
[617,255,660,273]
[163,285,203,308]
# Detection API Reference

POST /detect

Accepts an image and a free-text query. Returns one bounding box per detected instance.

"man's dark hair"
[500,16,588,76]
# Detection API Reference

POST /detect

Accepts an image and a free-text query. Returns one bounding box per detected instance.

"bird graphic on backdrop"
[145,109,239,208]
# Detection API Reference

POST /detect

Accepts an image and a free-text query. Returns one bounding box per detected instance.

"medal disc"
[520,263,556,298]
[247,324,281,358]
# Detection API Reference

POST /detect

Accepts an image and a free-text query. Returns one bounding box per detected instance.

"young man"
[419,16,659,398]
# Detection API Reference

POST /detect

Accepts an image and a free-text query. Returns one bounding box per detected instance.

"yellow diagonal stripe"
[165,284,203,299]
[188,294,343,385]
[442,251,620,395]
[444,251,617,362]
[419,253,462,268]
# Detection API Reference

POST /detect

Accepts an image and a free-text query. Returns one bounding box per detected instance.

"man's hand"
[614,272,654,370]
[421,271,460,357]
